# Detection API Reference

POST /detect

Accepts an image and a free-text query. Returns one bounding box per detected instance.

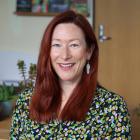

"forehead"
[52,23,85,40]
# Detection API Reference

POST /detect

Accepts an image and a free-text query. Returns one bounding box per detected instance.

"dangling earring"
[86,61,90,74]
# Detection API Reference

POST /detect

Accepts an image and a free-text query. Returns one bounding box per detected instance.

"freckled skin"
[50,23,92,84]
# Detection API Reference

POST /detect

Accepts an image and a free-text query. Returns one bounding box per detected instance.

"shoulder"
[92,85,132,138]
[92,85,129,115]
[18,88,33,100]
[95,85,126,106]
[15,88,33,110]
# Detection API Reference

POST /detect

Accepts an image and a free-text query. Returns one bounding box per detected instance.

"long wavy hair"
[30,10,99,122]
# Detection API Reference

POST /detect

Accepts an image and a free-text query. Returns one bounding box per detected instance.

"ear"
[86,46,94,60]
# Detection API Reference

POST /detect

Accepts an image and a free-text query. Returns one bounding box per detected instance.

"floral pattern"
[10,86,131,139]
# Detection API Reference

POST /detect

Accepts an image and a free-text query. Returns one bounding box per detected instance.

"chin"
[60,77,74,81]
[59,75,76,82]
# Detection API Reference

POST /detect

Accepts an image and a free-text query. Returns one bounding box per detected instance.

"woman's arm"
[105,94,132,140]
[10,97,23,139]
[10,89,30,139]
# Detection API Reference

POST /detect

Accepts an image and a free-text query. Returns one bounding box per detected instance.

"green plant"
[0,83,18,120]
[0,83,17,101]
[17,60,26,87]
[17,59,36,90]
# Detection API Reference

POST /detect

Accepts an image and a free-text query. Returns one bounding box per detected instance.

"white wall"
[0,0,93,83]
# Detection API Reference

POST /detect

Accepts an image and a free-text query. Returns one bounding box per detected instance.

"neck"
[58,77,82,118]
[61,81,77,100]
[58,80,80,118]
[60,76,81,99]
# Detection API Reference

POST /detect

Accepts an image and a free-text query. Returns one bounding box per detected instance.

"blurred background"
[0,0,140,139]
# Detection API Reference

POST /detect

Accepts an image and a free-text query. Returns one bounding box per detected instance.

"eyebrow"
[52,39,81,42]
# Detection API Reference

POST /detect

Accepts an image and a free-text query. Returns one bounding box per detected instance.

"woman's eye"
[70,44,79,48]
[52,44,61,47]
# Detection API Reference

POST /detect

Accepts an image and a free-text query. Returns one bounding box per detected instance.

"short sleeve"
[105,93,132,139]
[10,89,31,139]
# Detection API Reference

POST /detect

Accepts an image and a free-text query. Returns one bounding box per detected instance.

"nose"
[61,46,72,60]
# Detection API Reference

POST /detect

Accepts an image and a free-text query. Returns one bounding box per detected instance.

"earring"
[86,61,90,74]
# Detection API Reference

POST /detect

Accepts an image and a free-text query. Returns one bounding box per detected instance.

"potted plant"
[17,59,36,91]
[0,60,36,121]
[0,83,17,121]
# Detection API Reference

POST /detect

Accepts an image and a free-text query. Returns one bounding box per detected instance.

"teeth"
[60,63,73,67]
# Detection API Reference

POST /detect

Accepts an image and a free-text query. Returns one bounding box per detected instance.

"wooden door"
[95,0,140,139]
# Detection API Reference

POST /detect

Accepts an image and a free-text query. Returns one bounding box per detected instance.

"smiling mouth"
[58,63,75,70]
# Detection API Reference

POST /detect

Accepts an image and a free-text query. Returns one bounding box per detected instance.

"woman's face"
[50,23,92,84]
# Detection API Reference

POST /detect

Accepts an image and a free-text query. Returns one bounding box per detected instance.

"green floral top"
[10,86,131,140]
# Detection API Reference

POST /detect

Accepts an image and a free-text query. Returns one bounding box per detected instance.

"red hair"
[30,10,99,122]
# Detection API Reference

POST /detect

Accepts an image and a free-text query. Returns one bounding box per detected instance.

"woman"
[10,10,131,139]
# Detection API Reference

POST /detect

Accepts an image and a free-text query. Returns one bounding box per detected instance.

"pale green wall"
[0,0,93,82]
[0,0,53,55]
